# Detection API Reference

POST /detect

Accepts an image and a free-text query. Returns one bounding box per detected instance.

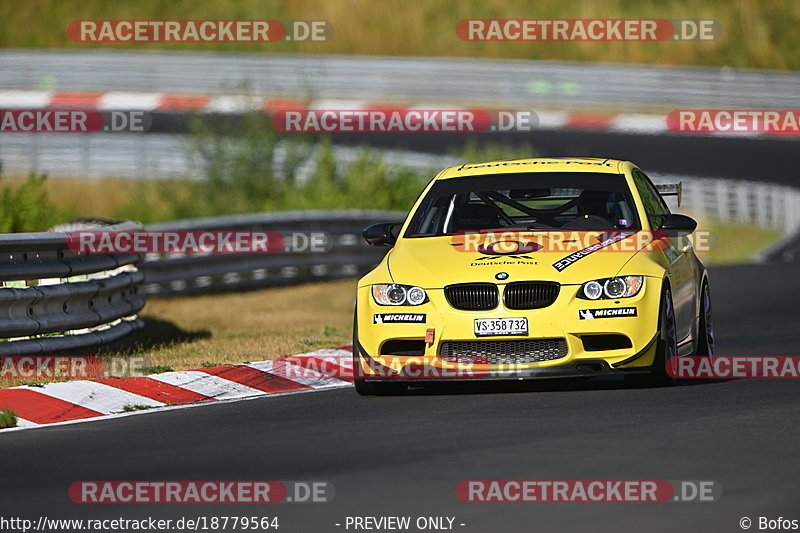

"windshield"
[404,172,640,237]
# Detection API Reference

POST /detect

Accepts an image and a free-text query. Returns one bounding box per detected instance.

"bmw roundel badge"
[495,272,509,280]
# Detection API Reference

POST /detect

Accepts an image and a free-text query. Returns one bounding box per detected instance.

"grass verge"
[1,0,799,70]
[693,218,782,265]
[130,279,356,368]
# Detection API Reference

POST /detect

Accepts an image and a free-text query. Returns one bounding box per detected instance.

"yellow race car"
[353,158,715,394]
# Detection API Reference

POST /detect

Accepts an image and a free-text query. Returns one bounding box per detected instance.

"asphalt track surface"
[331,130,800,184]
[1,262,799,533]
[334,129,800,184]
[153,113,800,183]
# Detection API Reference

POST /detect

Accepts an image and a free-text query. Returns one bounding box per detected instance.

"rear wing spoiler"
[655,182,682,207]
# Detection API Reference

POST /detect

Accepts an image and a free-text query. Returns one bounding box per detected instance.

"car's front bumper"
[355,279,663,381]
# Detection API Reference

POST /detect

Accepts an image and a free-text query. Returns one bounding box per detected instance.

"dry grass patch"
[2,175,198,224]
[125,279,356,370]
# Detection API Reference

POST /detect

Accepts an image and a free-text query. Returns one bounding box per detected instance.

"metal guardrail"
[656,175,800,263]
[2,51,800,110]
[0,221,146,355]
[653,175,800,235]
[141,210,402,297]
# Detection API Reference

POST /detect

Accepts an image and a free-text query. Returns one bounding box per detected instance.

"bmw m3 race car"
[353,158,715,394]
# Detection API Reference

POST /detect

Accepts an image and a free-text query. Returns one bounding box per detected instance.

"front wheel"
[694,281,716,358]
[627,285,678,387]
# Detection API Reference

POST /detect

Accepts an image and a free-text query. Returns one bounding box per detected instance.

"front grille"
[444,283,498,311]
[503,281,560,309]
[440,338,568,365]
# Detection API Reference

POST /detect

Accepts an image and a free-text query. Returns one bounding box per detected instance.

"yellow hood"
[386,232,656,287]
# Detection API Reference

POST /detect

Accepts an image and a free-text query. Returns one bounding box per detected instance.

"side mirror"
[362,222,400,246]
[655,214,697,235]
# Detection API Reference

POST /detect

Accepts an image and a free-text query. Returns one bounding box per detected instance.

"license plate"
[474,317,528,337]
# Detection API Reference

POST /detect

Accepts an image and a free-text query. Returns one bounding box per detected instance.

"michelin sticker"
[374,314,426,324]
[579,308,637,320]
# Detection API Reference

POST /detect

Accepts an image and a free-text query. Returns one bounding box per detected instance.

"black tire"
[627,285,678,387]
[694,281,716,359]
[352,309,407,396]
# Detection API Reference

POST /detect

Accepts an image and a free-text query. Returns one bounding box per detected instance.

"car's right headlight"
[372,284,428,306]
[578,276,644,300]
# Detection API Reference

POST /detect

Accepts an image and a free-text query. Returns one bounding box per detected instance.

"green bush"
[187,112,284,213]
[0,410,17,429]
[170,114,537,218]
[456,140,539,165]
[0,173,60,233]
[111,112,539,223]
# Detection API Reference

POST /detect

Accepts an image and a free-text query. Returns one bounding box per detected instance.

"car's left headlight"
[578,276,644,300]
[372,284,428,306]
